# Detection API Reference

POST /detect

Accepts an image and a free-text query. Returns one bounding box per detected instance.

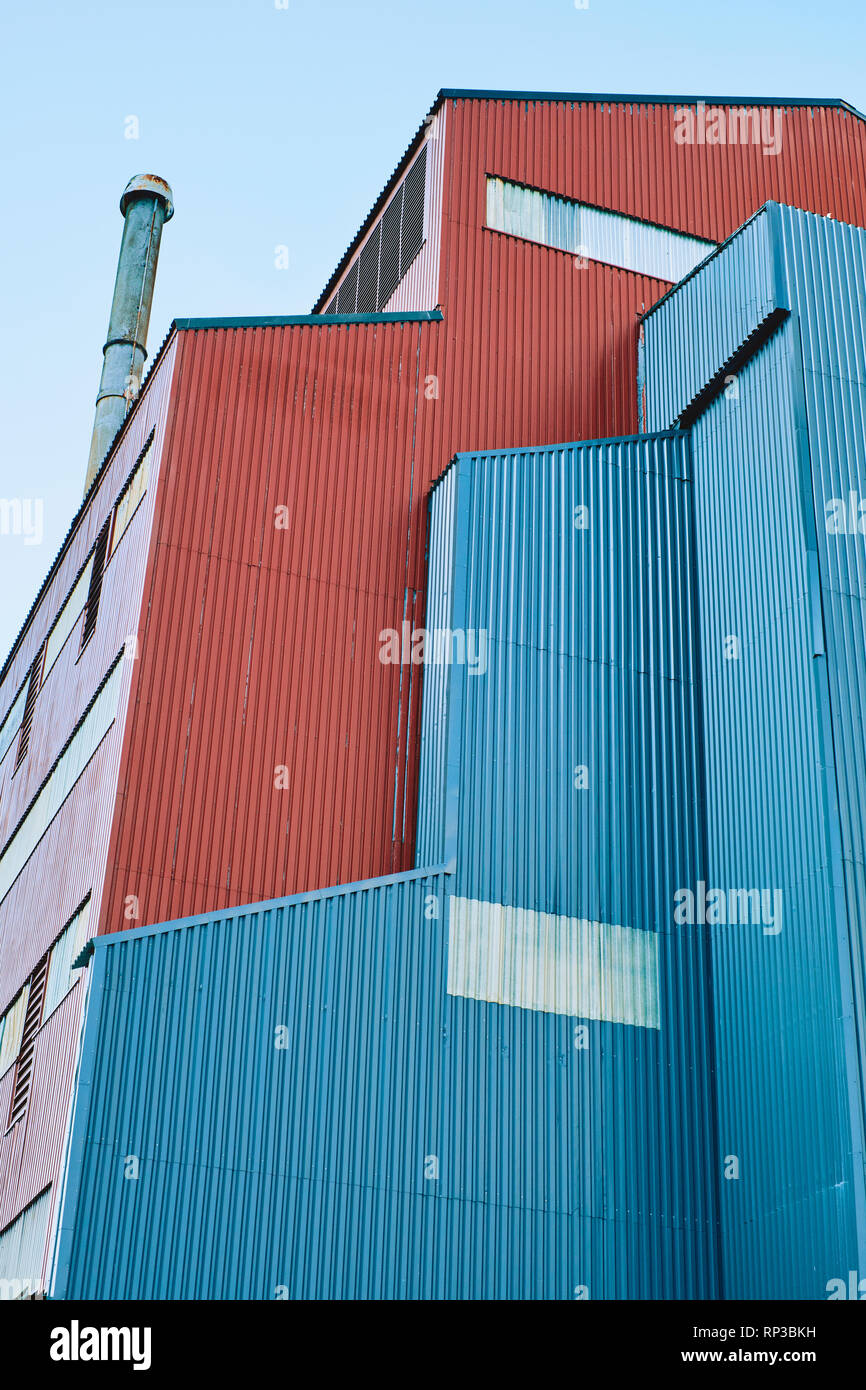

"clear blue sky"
[0,0,862,658]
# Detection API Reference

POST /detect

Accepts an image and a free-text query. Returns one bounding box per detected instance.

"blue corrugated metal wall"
[641,203,866,1297]
[639,204,788,430]
[54,431,720,1300]
[52,200,866,1302]
[420,434,720,1294]
[54,854,717,1300]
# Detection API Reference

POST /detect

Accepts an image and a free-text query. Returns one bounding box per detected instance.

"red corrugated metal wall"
[435,95,866,447]
[445,97,866,239]
[99,96,866,931]
[101,319,446,927]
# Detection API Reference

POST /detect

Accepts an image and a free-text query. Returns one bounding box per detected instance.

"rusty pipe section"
[84,175,173,493]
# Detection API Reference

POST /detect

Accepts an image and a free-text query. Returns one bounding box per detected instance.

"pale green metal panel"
[0,1187,51,1298]
[486,176,713,283]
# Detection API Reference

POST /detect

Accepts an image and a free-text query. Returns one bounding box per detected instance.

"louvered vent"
[321,144,427,316]
[356,223,382,313]
[336,262,359,316]
[15,645,45,769]
[400,149,426,273]
[80,518,111,652]
[8,955,48,1129]
[378,191,402,308]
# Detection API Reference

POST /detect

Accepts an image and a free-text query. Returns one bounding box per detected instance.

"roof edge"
[428,429,686,496]
[174,310,444,330]
[84,863,452,955]
[438,88,866,119]
[311,84,865,315]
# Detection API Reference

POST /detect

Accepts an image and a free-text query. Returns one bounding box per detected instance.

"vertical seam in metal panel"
[100,333,180,937]
[680,425,725,1298]
[442,457,471,873]
[787,303,866,1266]
[399,324,427,852]
[47,945,107,1298]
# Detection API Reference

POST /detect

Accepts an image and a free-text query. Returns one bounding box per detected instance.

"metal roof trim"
[84,862,452,954]
[70,939,94,971]
[640,202,795,425]
[312,85,865,314]
[640,202,776,322]
[428,430,685,496]
[174,310,444,330]
[439,88,866,119]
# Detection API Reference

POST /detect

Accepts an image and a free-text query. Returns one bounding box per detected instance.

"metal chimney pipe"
[84,175,174,492]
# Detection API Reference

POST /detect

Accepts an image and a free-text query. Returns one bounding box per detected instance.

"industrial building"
[1,91,865,1300]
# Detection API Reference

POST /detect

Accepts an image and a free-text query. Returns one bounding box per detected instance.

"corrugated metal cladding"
[10,92,866,1296]
[0,336,176,1007]
[640,205,788,429]
[417,435,718,1290]
[101,96,866,944]
[54,431,721,1299]
[640,204,866,1296]
[101,316,446,933]
[55,855,715,1300]
[428,93,866,467]
[441,94,866,244]
[0,337,176,1279]
[0,1186,51,1296]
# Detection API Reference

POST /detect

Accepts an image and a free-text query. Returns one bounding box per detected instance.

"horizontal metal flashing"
[428,429,686,496]
[174,310,444,330]
[439,88,866,119]
[81,862,452,958]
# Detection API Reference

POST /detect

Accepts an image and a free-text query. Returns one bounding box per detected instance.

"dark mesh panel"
[336,261,359,315]
[377,187,403,309]
[400,145,427,276]
[356,224,382,314]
